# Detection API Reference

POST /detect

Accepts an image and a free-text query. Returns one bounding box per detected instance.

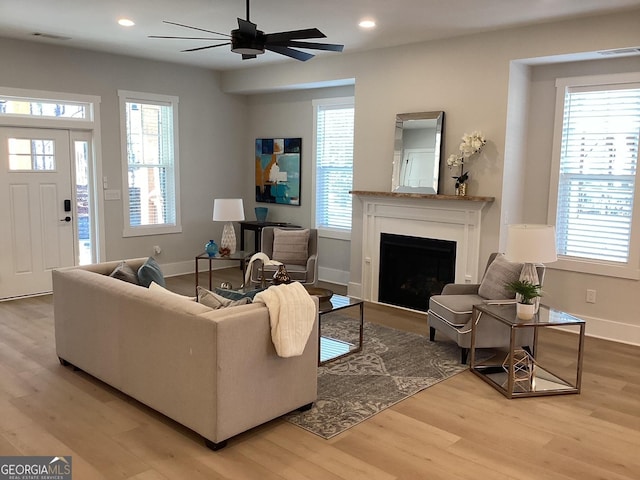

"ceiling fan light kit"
[150,0,343,62]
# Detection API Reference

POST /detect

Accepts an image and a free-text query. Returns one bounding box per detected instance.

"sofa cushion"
[149,281,196,301]
[272,228,309,266]
[109,261,140,285]
[148,282,212,314]
[197,287,251,309]
[428,294,485,327]
[477,253,522,300]
[138,257,165,288]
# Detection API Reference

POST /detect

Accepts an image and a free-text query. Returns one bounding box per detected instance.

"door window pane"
[74,140,93,265]
[0,97,88,119]
[8,138,55,171]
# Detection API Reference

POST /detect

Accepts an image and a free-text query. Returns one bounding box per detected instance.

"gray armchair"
[427,253,544,363]
[249,227,318,286]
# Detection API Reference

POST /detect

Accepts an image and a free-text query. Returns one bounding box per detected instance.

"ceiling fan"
[149,0,344,62]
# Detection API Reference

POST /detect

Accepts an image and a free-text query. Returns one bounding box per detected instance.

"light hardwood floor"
[1,267,639,479]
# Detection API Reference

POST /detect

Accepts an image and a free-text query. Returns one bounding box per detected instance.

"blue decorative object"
[205,239,218,257]
[255,207,268,222]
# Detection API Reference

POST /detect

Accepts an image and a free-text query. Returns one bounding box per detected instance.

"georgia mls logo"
[0,456,72,480]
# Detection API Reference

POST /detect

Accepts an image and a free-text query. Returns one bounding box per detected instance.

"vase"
[272,264,291,285]
[205,239,218,257]
[456,183,467,196]
[255,207,268,222]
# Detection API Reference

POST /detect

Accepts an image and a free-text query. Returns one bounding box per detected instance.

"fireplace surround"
[353,191,493,311]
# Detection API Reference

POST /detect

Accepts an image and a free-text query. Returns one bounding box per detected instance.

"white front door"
[0,127,75,299]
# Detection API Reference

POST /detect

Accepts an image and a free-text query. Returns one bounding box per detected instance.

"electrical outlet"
[586,289,596,304]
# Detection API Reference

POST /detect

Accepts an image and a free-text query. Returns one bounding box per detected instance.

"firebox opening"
[378,234,456,312]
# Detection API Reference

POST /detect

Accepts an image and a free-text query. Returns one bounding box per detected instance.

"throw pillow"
[197,286,251,309]
[109,261,140,285]
[149,281,196,301]
[478,253,523,299]
[272,228,310,266]
[138,257,165,288]
[214,287,266,301]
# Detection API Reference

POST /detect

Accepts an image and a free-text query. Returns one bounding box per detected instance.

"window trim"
[312,96,354,241]
[547,72,640,280]
[118,90,181,237]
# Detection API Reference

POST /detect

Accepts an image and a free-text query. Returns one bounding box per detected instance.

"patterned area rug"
[284,313,473,439]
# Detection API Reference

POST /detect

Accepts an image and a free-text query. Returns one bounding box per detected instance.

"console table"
[239,221,300,252]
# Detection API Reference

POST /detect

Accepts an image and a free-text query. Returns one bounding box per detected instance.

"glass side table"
[470,303,585,399]
[194,251,252,294]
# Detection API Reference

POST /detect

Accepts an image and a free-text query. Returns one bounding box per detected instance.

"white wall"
[0,37,247,271]
[2,8,639,342]
[245,86,354,284]
[521,56,640,344]
[222,9,640,343]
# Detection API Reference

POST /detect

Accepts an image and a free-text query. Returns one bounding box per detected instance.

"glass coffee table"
[316,293,364,365]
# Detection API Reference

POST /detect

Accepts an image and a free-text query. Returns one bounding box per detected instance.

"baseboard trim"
[579,313,640,347]
[347,282,362,299]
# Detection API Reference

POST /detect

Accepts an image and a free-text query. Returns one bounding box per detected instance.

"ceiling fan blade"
[242,54,257,60]
[162,20,230,38]
[265,44,314,61]
[265,28,326,43]
[149,35,229,41]
[270,40,344,52]
[237,17,257,37]
[181,42,231,52]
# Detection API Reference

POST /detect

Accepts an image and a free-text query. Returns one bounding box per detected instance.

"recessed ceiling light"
[359,19,376,29]
[118,18,135,27]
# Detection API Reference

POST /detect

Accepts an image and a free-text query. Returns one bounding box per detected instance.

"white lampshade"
[505,224,557,264]
[212,198,245,222]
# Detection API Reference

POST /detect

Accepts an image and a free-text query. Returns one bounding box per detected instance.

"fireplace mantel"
[350,190,494,203]
[354,190,494,309]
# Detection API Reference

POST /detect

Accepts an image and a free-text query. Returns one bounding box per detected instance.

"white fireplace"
[355,191,493,305]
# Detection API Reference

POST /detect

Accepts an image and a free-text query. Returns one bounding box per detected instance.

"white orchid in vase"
[447,131,487,194]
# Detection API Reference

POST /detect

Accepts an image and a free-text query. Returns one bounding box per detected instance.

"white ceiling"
[1,0,640,71]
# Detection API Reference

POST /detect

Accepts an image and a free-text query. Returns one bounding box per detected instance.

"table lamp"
[213,198,245,254]
[505,224,557,312]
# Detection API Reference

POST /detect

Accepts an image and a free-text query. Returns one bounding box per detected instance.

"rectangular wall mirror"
[391,111,444,194]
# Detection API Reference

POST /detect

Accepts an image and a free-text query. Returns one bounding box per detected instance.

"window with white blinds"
[119,91,181,236]
[314,98,354,236]
[551,76,640,276]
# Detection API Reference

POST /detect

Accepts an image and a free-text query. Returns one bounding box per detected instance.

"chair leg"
[461,348,469,364]
[429,326,436,341]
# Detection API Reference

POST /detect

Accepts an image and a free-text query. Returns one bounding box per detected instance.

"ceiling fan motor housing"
[231,28,266,55]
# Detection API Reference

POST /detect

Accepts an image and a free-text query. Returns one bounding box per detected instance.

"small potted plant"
[505,280,541,320]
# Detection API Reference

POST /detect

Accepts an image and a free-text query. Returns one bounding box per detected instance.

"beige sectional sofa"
[52,258,318,450]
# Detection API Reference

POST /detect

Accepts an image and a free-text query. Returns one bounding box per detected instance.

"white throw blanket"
[253,282,316,358]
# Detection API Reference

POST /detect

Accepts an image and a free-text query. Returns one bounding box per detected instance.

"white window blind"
[315,100,354,232]
[119,91,181,236]
[556,84,640,263]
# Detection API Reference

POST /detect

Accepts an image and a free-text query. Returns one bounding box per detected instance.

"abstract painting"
[255,137,301,205]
